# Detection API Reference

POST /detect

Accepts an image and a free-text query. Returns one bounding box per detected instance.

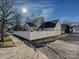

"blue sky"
[15,0,79,22]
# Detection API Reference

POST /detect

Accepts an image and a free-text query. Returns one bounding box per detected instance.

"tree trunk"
[1,18,5,43]
[16,19,19,31]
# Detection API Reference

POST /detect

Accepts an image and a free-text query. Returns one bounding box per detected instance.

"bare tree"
[0,0,15,43]
[13,13,22,31]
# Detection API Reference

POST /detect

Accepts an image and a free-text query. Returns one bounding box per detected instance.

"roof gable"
[50,19,59,23]
[39,20,59,28]
[40,22,56,28]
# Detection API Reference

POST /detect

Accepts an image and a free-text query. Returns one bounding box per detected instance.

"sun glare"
[22,8,27,13]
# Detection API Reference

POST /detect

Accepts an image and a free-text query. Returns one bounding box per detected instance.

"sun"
[22,8,27,13]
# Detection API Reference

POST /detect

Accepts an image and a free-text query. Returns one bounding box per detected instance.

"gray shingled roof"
[39,19,59,28]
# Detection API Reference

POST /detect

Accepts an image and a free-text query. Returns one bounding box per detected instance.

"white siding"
[54,21,61,34]
[43,28,54,31]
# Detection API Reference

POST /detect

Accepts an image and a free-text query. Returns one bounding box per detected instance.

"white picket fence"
[13,31,61,40]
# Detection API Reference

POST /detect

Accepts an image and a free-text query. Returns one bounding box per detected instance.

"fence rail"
[13,31,61,40]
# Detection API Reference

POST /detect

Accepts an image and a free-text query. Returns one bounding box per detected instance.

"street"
[38,33,79,59]
[63,33,79,44]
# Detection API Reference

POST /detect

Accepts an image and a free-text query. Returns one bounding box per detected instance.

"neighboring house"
[61,24,70,34]
[27,16,44,30]
[33,17,44,28]
[26,16,44,28]
[23,22,36,32]
[71,24,79,33]
[39,20,61,31]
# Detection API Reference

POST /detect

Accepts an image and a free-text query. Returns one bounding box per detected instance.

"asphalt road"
[39,34,79,59]
[63,33,79,44]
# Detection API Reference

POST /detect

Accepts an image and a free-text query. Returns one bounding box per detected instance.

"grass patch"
[0,33,15,48]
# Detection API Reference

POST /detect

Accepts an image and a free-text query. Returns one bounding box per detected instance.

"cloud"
[40,8,54,18]
[15,0,55,19]
[16,0,54,9]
